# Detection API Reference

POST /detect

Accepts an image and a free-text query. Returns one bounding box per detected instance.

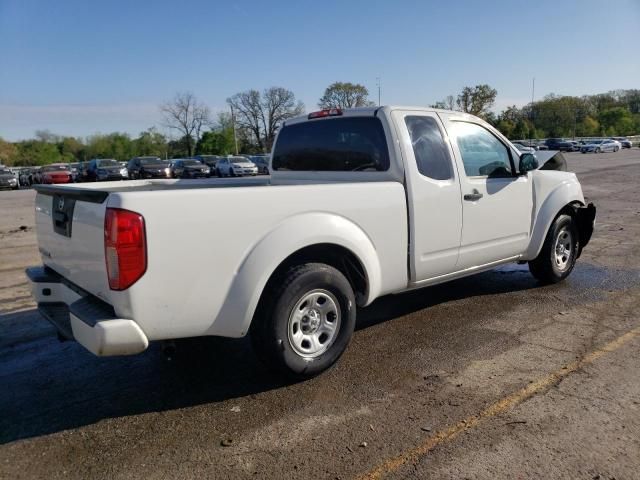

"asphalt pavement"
[1,149,639,479]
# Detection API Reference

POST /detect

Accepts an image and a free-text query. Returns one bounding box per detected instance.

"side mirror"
[519,153,539,174]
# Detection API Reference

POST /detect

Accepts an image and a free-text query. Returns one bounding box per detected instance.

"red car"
[41,164,73,184]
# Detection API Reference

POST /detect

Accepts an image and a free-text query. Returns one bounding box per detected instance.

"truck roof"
[283,106,474,126]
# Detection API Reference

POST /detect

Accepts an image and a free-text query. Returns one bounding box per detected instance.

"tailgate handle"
[53,211,67,224]
[51,195,76,237]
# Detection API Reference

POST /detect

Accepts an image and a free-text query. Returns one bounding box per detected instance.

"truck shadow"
[0,262,631,444]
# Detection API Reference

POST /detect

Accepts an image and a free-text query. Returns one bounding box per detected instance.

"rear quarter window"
[272,117,390,171]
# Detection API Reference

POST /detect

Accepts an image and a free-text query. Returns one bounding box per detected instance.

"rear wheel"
[529,214,578,284]
[251,263,356,378]
[595,147,601,153]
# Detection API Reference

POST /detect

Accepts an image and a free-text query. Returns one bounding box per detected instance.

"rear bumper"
[26,266,148,356]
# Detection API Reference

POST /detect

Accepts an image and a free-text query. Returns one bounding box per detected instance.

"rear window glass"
[272,117,390,172]
[405,116,453,180]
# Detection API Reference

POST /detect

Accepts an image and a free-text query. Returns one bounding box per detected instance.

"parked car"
[86,159,129,181]
[248,155,271,174]
[580,139,621,153]
[68,163,80,182]
[216,156,258,177]
[512,140,539,151]
[192,155,223,176]
[40,164,73,184]
[18,168,35,187]
[27,106,595,378]
[568,141,581,152]
[0,166,19,190]
[74,162,89,182]
[544,138,574,151]
[611,137,632,149]
[511,142,536,153]
[128,156,172,179]
[168,159,209,178]
[31,167,44,184]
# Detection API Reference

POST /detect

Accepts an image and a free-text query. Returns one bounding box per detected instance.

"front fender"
[208,212,382,338]
[524,173,586,260]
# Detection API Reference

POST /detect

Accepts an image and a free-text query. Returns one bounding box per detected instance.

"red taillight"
[308,108,343,119]
[104,208,147,290]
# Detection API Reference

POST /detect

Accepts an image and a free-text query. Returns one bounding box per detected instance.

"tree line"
[432,86,640,139]
[1,83,638,167]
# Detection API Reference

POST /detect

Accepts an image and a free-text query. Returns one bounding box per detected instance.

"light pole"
[376,77,381,106]
[230,104,239,155]
[529,77,536,144]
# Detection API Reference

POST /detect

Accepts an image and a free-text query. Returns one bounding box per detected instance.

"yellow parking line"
[357,326,640,480]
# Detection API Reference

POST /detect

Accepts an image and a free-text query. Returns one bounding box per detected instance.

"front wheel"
[251,263,356,378]
[595,147,601,153]
[529,214,578,284]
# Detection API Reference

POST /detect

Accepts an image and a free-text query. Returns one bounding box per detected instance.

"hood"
[232,161,256,167]
[535,151,567,171]
[44,170,71,176]
[184,164,208,170]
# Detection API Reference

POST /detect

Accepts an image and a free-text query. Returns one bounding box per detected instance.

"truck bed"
[33,179,409,341]
[35,176,270,197]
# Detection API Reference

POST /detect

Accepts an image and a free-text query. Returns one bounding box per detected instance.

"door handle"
[464,189,483,201]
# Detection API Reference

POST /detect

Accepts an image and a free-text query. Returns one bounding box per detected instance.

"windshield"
[0,168,11,174]
[231,157,250,163]
[139,157,163,165]
[97,159,119,167]
[42,165,70,172]
[182,160,203,166]
[590,140,603,144]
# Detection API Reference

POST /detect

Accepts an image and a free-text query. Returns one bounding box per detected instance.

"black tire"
[251,263,356,379]
[595,147,601,153]
[216,169,222,178]
[529,214,578,284]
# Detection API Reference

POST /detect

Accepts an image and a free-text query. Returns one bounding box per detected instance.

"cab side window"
[405,116,454,180]
[451,122,513,178]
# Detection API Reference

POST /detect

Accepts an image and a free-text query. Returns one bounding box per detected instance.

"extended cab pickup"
[27,106,595,378]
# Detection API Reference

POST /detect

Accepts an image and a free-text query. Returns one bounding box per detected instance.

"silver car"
[511,142,536,153]
[580,139,621,153]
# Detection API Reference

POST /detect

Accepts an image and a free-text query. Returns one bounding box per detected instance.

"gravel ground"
[0,149,639,479]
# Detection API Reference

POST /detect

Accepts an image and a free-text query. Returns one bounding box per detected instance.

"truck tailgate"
[34,186,111,300]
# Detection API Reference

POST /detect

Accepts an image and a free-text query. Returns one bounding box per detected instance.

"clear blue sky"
[1,0,638,140]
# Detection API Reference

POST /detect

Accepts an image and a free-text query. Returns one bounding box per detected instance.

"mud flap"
[575,203,596,257]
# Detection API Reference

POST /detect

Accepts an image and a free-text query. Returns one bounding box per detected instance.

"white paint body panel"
[390,109,463,280]
[30,106,588,353]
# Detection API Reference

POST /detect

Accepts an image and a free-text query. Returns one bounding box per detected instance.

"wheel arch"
[208,212,381,338]
[524,179,588,260]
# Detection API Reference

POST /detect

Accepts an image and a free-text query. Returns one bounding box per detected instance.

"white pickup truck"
[27,106,595,378]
